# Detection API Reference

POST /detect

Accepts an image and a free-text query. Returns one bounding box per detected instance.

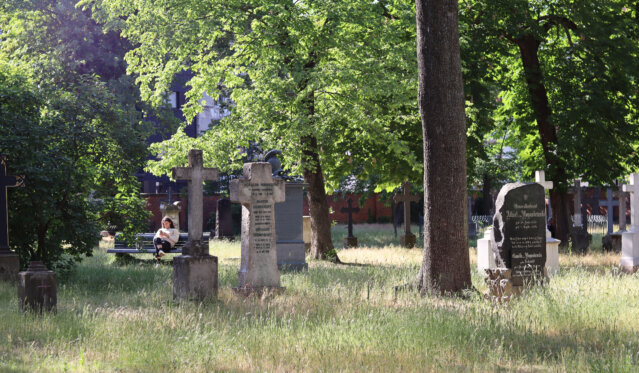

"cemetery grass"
[0,226,637,372]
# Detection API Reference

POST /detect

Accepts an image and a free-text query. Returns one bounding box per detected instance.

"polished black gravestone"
[341,198,360,248]
[492,183,547,286]
[18,261,57,313]
[0,156,24,282]
[214,198,234,240]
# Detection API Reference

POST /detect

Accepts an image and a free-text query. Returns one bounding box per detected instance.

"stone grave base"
[173,255,218,301]
[570,226,591,253]
[344,236,358,248]
[232,286,286,297]
[620,231,639,273]
[18,261,57,313]
[610,231,623,252]
[484,268,522,303]
[400,233,416,249]
[0,251,20,283]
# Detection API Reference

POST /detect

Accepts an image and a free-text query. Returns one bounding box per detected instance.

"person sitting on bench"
[153,216,179,262]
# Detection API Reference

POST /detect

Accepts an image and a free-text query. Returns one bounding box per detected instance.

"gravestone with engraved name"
[492,182,547,286]
[0,156,24,282]
[214,198,234,240]
[171,149,219,301]
[230,162,285,290]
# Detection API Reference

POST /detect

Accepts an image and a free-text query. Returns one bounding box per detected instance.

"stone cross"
[622,174,639,232]
[172,149,219,255]
[535,170,553,235]
[340,198,360,238]
[600,188,619,235]
[394,182,420,236]
[230,162,285,289]
[0,156,24,250]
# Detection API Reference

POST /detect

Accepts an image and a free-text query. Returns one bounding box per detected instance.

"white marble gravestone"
[230,163,285,290]
[621,173,639,272]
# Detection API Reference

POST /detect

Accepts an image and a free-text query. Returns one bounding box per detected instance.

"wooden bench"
[106,232,210,255]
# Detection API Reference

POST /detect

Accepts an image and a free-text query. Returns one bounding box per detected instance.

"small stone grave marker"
[230,162,285,292]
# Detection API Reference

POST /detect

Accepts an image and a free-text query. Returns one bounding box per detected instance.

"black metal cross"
[340,198,360,238]
[0,156,24,250]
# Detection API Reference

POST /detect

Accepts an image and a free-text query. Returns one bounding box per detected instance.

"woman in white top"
[153,216,179,261]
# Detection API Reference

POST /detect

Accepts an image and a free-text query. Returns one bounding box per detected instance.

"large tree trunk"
[516,35,571,246]
[416,0,471,295]
[301,134,338,262]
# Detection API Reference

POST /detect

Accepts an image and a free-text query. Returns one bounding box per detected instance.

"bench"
[106,232,210,255]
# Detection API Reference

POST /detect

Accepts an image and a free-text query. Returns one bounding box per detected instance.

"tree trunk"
[516,35,571,246]
[301,134,338,262]
[416,0,471,295]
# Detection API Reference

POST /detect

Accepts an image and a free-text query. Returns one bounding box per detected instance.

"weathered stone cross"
[622,174,639,232]
[0,156,23,251]
[600,188,619,235]
[172,149,218,255]
[230,162,285,289]
[340,198,360,238]
[394,182,419,237]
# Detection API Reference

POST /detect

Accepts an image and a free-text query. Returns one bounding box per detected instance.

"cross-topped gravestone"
[341,198,360,248]
[230,162,285,290]
[535,170,559,275]
[621,174,639,272]
[173,149,219,253]
[171,149,219,301]
[0,156,24,282]
[600,188,619,235]
[394,182,420,248]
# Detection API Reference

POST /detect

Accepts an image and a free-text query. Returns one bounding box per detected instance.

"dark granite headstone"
[492,182,547,286]
[275,182,307,270]
[341,198,360,248]
[215,198,234,240]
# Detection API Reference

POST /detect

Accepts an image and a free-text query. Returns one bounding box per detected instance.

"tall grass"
[1,224,637,372]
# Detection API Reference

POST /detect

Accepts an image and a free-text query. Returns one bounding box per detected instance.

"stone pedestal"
[570,226,590,253]
[477,229,495,274]
[400,233,416,249]
[0,250,19,282]
[173,252,218,301]
[620,230,639,273]
[484,268,521,303]
[17,261,56,313]
[610,231,624,253]
[546,230,560,275]
[344,236,358,248]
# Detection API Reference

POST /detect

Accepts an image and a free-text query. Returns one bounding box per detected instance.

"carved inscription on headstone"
[230,163,285,289]
[492,183,547,286]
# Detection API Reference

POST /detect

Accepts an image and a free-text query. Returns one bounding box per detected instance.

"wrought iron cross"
[340,198,360,238]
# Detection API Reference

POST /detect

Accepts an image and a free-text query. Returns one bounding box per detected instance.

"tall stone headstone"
[0,156,24,283]
[621,174,639,272]
[214,198,234,240]
[570,179,590,253]
[171,149,219,301]
[230,162,285,290]
[394,182,420,248]
[492,182,547,286]
[275,182,307,270]
[341,198,360,248]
